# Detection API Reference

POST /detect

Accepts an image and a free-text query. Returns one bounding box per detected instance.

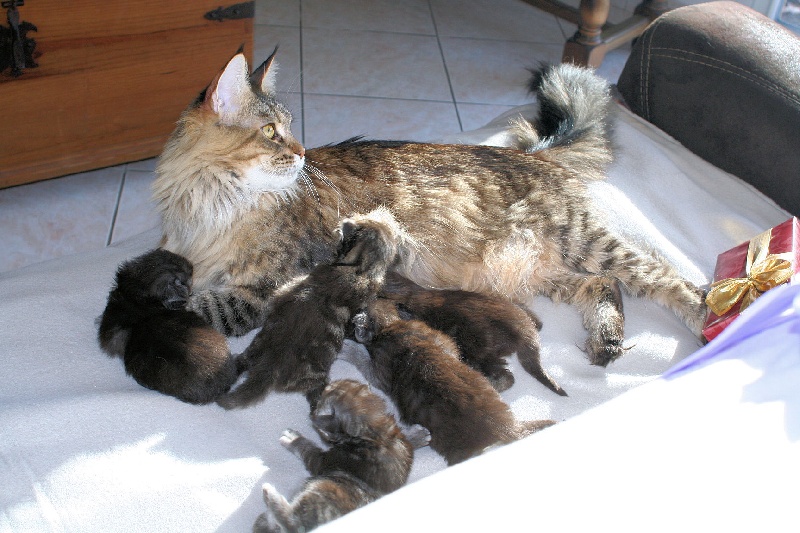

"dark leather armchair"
[616,1,800,215]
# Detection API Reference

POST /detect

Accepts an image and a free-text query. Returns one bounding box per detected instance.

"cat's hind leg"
[254,483,300,533]
[551,229,706,365]
[606,244,707,337]
[215,360,275,409]
[583,232,707,336]
[546,273,627,367]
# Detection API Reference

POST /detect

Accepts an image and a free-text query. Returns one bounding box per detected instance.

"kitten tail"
[516,343,568,397]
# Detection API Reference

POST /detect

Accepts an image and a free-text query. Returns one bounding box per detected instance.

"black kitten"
[254,379,417,533]
[97,249,239,404]
[352,299,555,466]
[381,273,566,395]
[216,209,400,410]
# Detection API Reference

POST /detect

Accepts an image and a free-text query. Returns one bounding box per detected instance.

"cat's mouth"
[243,162,303,195]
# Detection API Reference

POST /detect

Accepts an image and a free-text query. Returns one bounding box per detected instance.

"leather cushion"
[617,1,800,215]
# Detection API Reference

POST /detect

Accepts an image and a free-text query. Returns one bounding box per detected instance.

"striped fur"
[153,53,706,365]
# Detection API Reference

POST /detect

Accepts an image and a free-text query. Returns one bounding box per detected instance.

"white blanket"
[0,103,790,532]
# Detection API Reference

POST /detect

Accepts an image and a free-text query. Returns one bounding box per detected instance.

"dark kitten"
[352,299,555,466]
[381,272,566,395]
[216,209,400,410]
[97,249,238,404]
[254,379,415,533]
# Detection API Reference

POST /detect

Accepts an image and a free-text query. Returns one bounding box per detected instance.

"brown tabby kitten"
[351,298,555,466]
[381,272,567,393]
[153,49,706,367]
[254,379,414,533]
[97,249,239,404]
[216,209,400,410]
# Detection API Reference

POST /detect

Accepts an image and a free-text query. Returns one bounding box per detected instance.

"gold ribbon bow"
[706,228,794,316]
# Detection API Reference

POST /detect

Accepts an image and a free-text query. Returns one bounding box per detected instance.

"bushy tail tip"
[512,62,613,180]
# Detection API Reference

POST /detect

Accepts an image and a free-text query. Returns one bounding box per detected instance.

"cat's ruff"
[152,50,706,366]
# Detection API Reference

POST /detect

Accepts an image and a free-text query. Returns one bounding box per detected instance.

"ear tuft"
[250,45,279,94]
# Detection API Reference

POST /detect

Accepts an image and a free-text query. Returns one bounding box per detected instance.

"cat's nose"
[292,142,305,158]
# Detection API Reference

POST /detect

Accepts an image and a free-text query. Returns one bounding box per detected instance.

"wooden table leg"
[563,0,611,67]
[520,0,669,68]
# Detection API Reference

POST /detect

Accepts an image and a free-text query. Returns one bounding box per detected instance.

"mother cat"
[153,49,705,366]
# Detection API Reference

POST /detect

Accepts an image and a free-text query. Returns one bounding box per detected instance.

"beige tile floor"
[0,0,632,274]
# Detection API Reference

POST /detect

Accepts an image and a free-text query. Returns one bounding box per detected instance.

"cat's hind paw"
[586,336,626,367]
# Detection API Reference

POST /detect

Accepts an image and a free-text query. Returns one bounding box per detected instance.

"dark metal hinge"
[0,0,38,78]
[204,1,255,22]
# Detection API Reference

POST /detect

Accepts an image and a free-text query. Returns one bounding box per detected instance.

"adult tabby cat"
[153,49,706,366]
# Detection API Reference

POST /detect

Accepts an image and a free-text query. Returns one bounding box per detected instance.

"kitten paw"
[161,277,191,310]
[279,429,301,448]
[352,311,374,344]
[404,424,431,449]
[485,368,515,392]
[215,394,238,410]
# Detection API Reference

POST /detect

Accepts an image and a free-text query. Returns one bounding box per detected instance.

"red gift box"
[703,217,800,341]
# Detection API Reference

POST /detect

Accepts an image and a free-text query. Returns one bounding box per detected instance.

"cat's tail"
[516,343,568,397]
[511,62,613,181]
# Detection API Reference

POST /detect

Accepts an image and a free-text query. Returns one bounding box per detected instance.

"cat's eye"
[262,123,276,139]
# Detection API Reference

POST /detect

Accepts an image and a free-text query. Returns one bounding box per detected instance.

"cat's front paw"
[279,429,302,449]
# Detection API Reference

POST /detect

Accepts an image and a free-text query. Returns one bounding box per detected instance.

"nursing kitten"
[254,379,415,533]
[382,272,567,393]
[97,249,239,404]
[153,50,707,368]
[216,209,401,410]
[352,298,555,466]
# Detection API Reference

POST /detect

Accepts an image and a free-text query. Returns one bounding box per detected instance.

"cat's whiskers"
[298,169,321,204]
[305,162,344,199]
[306,160,384,215]
[305,162,355,217]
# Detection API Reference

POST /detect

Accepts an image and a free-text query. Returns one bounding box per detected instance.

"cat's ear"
[204,51,251,121]
[249,46,279,94]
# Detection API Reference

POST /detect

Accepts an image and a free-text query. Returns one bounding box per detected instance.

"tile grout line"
[106,167,126,247]
[298,0,306,146]
[283,90,528,108]
[427,0,463,131]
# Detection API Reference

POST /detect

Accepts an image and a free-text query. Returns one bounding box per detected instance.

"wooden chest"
[0,1,253,188]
